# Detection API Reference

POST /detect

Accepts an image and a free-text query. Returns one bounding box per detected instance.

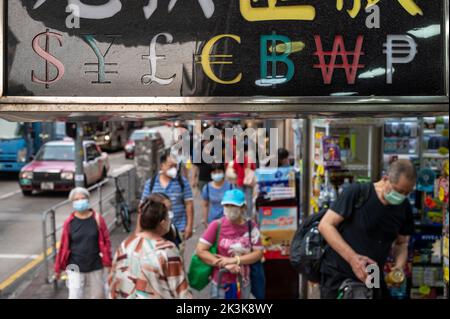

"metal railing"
[41,166,136,286]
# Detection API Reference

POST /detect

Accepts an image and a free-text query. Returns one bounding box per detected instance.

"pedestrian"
[137,192,182,248]
[227,144,256,219]
[109,194,192,299]
[196,189,264,299]
[195,140,213,192]
[277,148,290,167]
[54,187,112,299]
[318,159,416,299]
[201,162,233,228]
[141,151,194,256]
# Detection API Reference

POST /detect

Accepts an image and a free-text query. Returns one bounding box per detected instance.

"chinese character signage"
[5,0,446,97]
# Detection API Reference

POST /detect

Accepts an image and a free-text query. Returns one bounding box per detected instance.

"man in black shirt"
[318,159,416,299]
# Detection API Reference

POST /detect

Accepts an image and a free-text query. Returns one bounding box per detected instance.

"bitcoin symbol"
[31,29,65,88]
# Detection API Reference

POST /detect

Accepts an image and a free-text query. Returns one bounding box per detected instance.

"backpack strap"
[149,174,157,194]
[354,183,371,209]
[177,173,185,192]
[247,220,254,252]
[150,172,185,194]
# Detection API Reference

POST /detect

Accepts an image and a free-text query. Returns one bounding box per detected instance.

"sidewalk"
[12,190,210,299]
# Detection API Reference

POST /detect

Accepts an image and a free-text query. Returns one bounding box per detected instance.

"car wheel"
[22,190,32,196]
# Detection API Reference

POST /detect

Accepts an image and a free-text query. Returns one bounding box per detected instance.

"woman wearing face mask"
[138,192,182,248]
[201,163,233,228]
[109,194,191,299]
[54,187,112,299]
[196,189,264,299]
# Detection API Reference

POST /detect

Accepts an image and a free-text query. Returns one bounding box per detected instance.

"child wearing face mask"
[201,163,233,228]
[54,187,112,299]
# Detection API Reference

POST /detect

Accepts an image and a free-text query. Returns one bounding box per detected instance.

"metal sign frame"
[0,0,448,119]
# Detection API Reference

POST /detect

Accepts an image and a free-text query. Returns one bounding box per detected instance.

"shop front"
[0,0,449,299]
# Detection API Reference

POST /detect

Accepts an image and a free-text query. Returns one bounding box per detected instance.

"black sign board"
[5,0,447,98]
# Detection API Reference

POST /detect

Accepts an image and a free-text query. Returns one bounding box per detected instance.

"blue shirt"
[141,174,193,232]
[201,181,233,223]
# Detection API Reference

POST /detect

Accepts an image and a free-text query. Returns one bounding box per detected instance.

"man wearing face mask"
[318,159,416,299]
[141,152,194,256]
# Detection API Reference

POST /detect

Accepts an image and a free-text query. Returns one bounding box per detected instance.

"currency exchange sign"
[5,0,447,97]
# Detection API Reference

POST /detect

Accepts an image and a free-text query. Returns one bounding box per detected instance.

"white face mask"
[224,206,241,221]
[211,173,224,182]
[166,167,178,179]
[160,218,171,235]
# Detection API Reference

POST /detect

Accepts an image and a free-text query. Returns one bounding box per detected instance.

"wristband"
[236,255,241,265]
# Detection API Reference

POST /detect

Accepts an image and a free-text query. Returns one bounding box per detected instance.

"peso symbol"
[31,29,65,89]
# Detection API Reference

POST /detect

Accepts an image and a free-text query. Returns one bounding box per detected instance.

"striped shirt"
[141,174,193,232]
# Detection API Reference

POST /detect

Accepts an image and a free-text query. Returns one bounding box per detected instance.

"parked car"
[124,128,165,159]
[19,140,110,196]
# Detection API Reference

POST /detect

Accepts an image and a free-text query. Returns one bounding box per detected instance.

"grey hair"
[388,159,417,184]
[68,187,90,201]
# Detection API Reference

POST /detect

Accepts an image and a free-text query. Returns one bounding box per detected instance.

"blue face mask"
[73,199,90,212]
[211,173,224,182]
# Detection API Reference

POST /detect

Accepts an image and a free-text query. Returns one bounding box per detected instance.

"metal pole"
[127,170,131,206]
[99,183,103,215]
[50,210,58,290]
[299,117,312,300]
[42,212,49,284]
[74,122,85,188]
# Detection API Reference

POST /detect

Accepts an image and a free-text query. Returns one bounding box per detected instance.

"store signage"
[5,0,446,97]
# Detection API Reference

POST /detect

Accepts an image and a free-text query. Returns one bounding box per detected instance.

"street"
[0,149,210,298]
[0,151,129,288]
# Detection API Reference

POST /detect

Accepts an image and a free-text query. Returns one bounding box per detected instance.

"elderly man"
[318,159,416,299]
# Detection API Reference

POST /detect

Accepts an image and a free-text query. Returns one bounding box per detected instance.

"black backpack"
[289,183,371,283]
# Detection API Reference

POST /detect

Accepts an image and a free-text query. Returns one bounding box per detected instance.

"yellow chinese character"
[240,0,315,22]
[397,0,423,16]
[336,0,422,18]
[337,0,381,18]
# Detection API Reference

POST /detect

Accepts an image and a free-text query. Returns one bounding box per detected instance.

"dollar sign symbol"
[31,29,65,89]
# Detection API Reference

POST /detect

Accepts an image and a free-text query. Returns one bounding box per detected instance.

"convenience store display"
[382,117,449,299]
[310,119,379,215]
[255,166,300,298]
[441,160,449,298]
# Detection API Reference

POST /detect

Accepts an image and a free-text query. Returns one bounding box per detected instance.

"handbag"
[247,221,265,299]
[225,160,237,181]
[188,221,221,291]
[243,166,256,187]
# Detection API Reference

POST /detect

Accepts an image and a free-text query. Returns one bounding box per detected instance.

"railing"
[41,166,136,286]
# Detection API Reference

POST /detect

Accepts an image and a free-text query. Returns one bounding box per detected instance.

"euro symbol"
[198,34,242,85]
[31,29,65,89]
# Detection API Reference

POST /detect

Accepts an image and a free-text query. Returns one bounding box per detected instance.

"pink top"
[200,217,263,285]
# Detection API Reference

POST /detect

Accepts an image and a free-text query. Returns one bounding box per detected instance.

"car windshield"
[35,145,75,161]
[0,119,23,140]
[130,131,153,140]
